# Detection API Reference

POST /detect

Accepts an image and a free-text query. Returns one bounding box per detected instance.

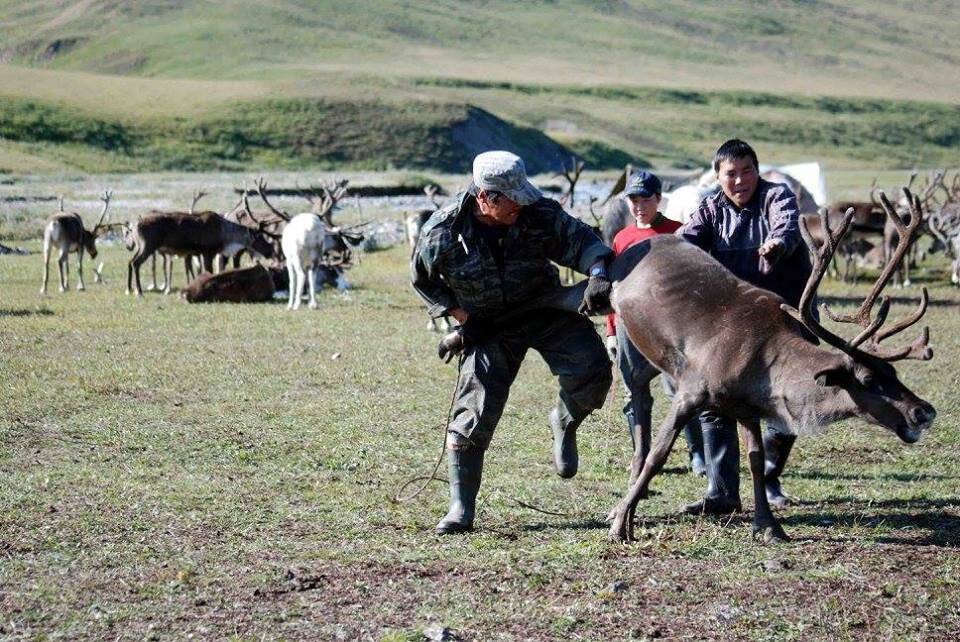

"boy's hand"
[758,238,785,274]
[758,238,785,262]
[606,335,618,362]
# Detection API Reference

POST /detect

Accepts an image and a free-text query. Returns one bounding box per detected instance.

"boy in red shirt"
[606,172,705,474]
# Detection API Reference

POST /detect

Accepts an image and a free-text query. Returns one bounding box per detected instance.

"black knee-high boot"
[550,403,587,479]
[684,414,741,515]
[763,431,796,509]
[435,446,485,535]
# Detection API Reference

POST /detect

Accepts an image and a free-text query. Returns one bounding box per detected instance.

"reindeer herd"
[39,177,367,307]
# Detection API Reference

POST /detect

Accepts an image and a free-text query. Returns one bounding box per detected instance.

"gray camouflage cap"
[472,151,543,206]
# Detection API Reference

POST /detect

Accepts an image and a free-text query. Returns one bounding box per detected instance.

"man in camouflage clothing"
[411,151,614,534]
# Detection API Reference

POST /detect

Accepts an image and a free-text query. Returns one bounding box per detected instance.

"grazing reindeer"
[801,206,882,283]
[127,211,278,297]
[41,191,113,294]
[604,189,935,543]
[216,178,290,271]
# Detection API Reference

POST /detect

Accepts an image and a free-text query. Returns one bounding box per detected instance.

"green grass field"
[1,173,959,639]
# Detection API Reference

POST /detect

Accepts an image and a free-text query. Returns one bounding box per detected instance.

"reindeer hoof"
[753,524,790,544]
[605,506,618,523]
[309,301,318,310]
[608,522,630,543]
[77,286,84,292]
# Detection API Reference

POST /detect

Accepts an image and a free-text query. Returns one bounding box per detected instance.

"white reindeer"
[281,213,361,310]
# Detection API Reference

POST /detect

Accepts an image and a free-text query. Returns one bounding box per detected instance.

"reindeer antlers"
[254,177,291,222]
[304,177,349,226]
[555,155,585,207]
[785,190,932,362]
[189,189,208,215]
[93,190,113,232]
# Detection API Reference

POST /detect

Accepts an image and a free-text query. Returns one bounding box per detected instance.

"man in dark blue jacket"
[678,139,811,514]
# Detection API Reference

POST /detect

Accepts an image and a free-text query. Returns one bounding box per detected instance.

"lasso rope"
[392,354,463,503]
[393,333,619,520]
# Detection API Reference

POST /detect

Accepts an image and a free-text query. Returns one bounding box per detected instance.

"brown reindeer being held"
[606,189,935,544]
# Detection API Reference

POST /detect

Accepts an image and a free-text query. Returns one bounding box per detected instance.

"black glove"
[578,275,612,315]
[437,317,488,363]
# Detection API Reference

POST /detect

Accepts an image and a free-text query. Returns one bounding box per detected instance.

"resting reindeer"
[41,191,114,294]
[605,190,934,543]
[127,211,277,296]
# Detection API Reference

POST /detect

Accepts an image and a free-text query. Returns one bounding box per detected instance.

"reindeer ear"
[814,365,850,387]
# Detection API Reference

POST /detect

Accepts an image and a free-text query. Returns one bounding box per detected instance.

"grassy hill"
[0,0,959,173]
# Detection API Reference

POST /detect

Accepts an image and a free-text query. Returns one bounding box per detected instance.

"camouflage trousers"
[447,310,612,450]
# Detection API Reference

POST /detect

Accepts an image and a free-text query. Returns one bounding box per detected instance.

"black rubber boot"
[684,415,741,515]
[624,399,652,463]
[435,446,485,535]
[763,431,796,509]
[550,405,584,479]
[683,421,707,477]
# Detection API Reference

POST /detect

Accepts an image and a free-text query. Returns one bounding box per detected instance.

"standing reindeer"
[41,191,113,294]
[126,211,278,297]
[257,177,366,309]
[880,170,950,286]
[280,216,364,310]
[216,178,290,271]
[143,188,208,292]
[604,189,935,543]
[405,184,444,248]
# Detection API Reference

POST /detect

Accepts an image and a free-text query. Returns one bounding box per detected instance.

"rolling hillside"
[0,0,958,173]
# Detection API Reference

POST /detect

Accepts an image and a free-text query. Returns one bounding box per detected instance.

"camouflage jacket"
[411,191,613,318]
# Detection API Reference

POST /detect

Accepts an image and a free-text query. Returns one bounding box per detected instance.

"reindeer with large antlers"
[253,175,365,309]
[280,213,364,310]
[41,191,115,294]
[603,188,935,543]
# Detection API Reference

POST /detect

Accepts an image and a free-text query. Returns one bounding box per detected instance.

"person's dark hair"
[713,139,758,172]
